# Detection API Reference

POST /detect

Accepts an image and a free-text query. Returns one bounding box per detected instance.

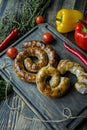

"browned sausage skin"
[57,59,87,94]
[36,66,70,97]
[14,40,58,83]
[22,40,58,68]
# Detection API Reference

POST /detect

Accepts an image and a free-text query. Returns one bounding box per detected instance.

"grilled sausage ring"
[22,40,58,68]
[14,40,58,83]
[14,47,48,82]
[36,66,70,97]
[57,59,87,94]
[24,47,48,72]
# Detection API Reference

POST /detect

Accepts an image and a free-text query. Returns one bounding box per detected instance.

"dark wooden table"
[0,0,87,130]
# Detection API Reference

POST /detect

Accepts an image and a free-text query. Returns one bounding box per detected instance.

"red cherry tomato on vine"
[36,16,44,24]
[6,47,18,59]
[42,32,54,44]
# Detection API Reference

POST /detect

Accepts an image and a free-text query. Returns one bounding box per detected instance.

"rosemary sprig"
[0,0,52,42]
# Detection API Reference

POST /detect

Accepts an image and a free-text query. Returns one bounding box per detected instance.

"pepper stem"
[77,20,87,28]
[77,20,87,33]
[56,18,62,22]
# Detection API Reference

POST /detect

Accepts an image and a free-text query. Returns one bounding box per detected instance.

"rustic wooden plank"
[61,0,76,9]
[14,104,49,130]
[0,93,50,130]
[0,0,2,4]
[0,93,22,130]
[74,0,87,12]
[0,93,87,130]
[75,120,87,130]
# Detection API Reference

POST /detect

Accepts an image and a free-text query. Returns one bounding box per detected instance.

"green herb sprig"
[0,76,13,100]
[0,0,52,42]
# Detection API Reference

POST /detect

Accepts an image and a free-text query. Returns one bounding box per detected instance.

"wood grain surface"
[0,0,87,130]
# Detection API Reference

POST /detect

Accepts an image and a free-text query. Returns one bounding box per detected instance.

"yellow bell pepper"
[56,9,84,33]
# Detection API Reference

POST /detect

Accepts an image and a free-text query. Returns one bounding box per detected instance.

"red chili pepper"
[64,42,87,67]
[0,29,19,52]
[74,20,87,51]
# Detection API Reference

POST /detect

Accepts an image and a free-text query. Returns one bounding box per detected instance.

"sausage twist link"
[57,59,87,94]
[36,66,70,97]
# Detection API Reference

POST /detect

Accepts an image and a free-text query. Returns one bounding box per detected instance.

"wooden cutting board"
[0,23,87,130]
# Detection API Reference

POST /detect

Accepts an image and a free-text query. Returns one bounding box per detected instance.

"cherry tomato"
[6,47,18,59]
[36,16,44,24]
[42,32,54,44]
